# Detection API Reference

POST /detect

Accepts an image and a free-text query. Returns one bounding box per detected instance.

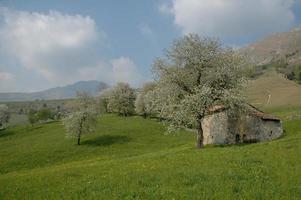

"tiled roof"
[207,104,280,121]
[251,111,280,121]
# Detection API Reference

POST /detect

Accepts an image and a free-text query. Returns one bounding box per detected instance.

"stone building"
[201,105,283,145]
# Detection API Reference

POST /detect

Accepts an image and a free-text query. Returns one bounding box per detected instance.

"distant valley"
[0,80,108,102]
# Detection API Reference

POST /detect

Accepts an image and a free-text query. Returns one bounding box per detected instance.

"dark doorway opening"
[235,134,240,143]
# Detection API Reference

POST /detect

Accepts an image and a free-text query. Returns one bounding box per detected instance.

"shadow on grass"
[30,125,43,129]
[82,135,130,147]
[0,130,15,138]
[206,141,259,149]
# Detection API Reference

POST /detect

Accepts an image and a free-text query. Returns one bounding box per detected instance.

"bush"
[27,108,54,126]
[36,108,54,121]
[28,109,38,126]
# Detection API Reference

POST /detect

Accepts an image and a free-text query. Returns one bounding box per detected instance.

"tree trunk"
[77,122,82,145]
[76,113,87,145]
[196,121,204,148]
[77,136,81,145]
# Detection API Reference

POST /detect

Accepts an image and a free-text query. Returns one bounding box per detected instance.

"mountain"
[240,27,301,66]
[240,28,301,108]
[239,27,301,82]
[0,80,108,102]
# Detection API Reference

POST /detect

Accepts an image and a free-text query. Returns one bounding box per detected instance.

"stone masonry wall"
[202,111,283,145]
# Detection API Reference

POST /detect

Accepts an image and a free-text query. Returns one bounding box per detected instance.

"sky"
[0,0,300,92]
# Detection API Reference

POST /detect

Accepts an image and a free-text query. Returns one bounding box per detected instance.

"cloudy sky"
[0,0,301,92]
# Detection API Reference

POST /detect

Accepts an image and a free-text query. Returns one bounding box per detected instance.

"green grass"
[0,112,301,199]
[264,106,301,120]
[246,70,301,108]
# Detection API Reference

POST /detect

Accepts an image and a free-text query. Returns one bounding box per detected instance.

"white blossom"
[0,104,9,129]
[152,34,246,148]
[135,82,156,117]
[62,92,98,145]
[106,82,136,116]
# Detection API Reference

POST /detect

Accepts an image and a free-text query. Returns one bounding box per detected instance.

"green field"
[0,109,301,199]
[246,70,301,108]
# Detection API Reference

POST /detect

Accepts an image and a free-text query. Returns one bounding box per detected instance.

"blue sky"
[0,0,300,92]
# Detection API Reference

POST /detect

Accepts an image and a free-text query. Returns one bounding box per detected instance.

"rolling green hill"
[0,113,301,199]
[246,70,301,109]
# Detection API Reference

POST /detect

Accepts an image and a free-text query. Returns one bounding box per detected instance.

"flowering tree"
[99,88,113,113]
[63,92,98,145]
[0,104,9,129]
[107,82,136,116]
[153,34,246,148]
[135,82,156,118]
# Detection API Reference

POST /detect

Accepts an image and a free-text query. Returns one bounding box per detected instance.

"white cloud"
[78,57,145,87]
[0,7,147,92]
[0,7,100,81]
[162,0,297,38]
[110,57,145,86]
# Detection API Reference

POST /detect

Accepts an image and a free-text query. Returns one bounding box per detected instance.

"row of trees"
[99,82,159,118]
[63,34,246,148]
[63,83,152,145]
[0,104,60,129]
[100,83,136,116]
[100,34,246,148]
[27,108,59,126]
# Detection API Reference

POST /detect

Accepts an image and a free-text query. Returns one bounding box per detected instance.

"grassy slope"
[0,111,301,199]
[246,70,301,109]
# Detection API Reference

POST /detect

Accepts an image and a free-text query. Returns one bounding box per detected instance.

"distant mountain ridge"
[239,27,301,82]
[0,80,108,102]
[240,27,301,66]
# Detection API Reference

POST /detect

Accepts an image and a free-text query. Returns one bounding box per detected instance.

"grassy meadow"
[0,107,301,199]
[246,70,301,108]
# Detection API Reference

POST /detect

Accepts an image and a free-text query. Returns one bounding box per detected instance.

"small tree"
[153,34,246,148]
[135,82,156,118]
[27,108,54,125]
[0,104,9,129]
[143,85,172,121]
[135,93,146,117]
[107,82,136,116]
[99,88,113,113]
[36,108,54,122]
[62,92,98,145]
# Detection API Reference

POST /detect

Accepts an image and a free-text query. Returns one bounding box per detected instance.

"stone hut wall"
[202,110,283,145]
[202,111,229,145]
